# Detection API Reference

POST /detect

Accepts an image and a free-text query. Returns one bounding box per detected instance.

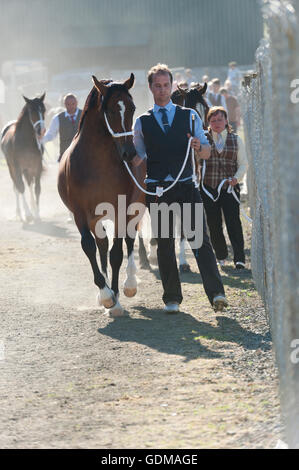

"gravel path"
[0,160,285,448]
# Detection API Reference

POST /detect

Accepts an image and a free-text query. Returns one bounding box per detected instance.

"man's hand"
[38,128,46,141]
[228,177,238,186]
[187,134,210,160]
[187,133,201,151]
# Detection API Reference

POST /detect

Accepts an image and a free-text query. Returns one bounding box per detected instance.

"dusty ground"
[0,157,285,449]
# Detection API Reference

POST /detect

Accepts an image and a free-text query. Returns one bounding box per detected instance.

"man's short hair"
[147,63,173,86]
[219,87,228,94]
[63,93,78,103]
[211,78,221,86]
[229,61,237,67]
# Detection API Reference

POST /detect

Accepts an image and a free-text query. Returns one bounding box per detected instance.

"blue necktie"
[159,108,170,133]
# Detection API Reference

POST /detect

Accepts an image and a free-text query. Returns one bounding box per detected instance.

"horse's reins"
[28,109,45,153]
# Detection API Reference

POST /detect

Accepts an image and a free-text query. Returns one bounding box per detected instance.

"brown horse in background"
[1,94,46,221]
[58,74,145,317]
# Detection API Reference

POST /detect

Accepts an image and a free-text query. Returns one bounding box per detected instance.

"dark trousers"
[146,182,225,306]
[200,185,245,264]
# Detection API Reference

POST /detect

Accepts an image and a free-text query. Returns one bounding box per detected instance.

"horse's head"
[171,83,209,127]
[92,74,136,163]
[23,93,46,136]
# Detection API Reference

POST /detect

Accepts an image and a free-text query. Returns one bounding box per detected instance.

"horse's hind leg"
[11,185,22,220]
[124,236,137,297]
[80,226,116,309]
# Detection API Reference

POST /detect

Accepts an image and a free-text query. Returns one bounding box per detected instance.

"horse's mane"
[77,86,99,133]
[78,83,133,134]
[16,104,29,124]
[171,89,183,102]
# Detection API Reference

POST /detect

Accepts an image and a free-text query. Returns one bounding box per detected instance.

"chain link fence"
[241,0,299,448]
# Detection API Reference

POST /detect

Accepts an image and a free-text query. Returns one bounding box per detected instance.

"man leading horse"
[132,63,228,313]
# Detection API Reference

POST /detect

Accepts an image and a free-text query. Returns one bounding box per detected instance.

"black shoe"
[235,262,245,269]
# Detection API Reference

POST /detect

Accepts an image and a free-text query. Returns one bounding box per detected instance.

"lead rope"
[124,136,197,197]
[104,111,198,197]
[201,159,252,223]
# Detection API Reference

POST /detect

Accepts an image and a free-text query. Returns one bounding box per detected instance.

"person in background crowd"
[226,62,242,96]
[185,68,196,87]
[200,106,247,270]
[206,78,227,111]
[132,63,228,313]
[219,87,241,132]
[40,93,82,222]
[178,80,188,90]
[224,79,232,93]
[172,72,184,92]
[41,93,82,162]
[202,74,211,92]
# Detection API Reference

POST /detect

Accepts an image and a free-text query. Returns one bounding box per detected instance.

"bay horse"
[138,83,210,272]
[1,94,46,221]
[58,74,145,317]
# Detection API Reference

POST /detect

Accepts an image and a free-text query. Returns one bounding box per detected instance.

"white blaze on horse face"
[118,101,126,133]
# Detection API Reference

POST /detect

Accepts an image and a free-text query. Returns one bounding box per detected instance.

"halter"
[28,108,45,153]
[103,112,133,138]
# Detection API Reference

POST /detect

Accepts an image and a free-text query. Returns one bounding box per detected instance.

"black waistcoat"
[58,109,82,157]
[140,106,192,181]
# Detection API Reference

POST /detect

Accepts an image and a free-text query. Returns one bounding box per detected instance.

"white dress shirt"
[42,108,80,143]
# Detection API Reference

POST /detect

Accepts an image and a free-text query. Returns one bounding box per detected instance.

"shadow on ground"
[22,220,75,239]
[98,306,271,362]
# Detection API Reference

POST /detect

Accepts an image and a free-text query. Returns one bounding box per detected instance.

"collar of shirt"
[212,128,227,142]
[153,100,174,114]
[65,108,79,119]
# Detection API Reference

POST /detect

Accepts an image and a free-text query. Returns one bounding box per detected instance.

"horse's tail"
[1,121,16,141]
[1,121,16,158]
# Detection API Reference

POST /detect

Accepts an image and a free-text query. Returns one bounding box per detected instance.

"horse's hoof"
[109,304,125,317]
[97,287,116,309]
[102,296,116,309]
[123,286,137,297]
[123,278,137,297]
[179,264,191,273]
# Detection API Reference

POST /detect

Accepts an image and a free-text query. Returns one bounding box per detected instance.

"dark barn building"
[0,0,262,71]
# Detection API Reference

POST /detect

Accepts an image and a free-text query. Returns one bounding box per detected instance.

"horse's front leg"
[109,237,125,317]
[14,170,33,222]
[80,226,116,309]
[124,236,137,297]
